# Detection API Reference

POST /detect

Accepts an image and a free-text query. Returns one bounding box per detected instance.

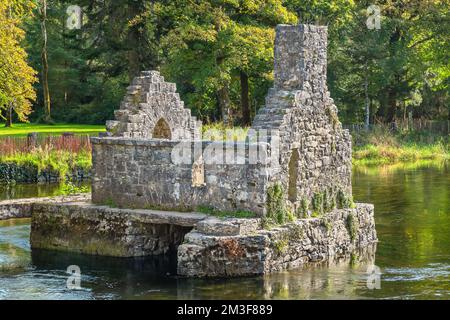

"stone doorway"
[153,118,172,139]
[288,149,299,202]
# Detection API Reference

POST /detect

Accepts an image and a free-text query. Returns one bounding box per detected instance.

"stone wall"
[91,25,354,219]
[0,163,90,184]
[0,193,377,277]
[178,204,377,277]
[106,71,201,140]
[252,24,352,216]
[91,137,270,216]
[0,194,89,220]
[30,200,205,257]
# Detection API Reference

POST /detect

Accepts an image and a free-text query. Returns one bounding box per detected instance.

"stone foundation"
[30,201,206,257]
[0,194,89,220]
[1,196,377,277]
[177,204,376,277]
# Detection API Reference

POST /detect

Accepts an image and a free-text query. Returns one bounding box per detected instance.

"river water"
[0,162,449,300]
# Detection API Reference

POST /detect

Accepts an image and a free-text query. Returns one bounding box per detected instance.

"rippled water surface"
[0,162,449,299]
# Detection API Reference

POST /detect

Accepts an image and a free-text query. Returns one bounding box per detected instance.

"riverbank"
[0,133,92,183]
[352,129,449,166]
[0,124,448,183]
[0,149,91,184]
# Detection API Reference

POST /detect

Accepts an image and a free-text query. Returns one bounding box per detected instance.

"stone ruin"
[91,24,353,218]
[27,24,377,277]
[105,71,201,140]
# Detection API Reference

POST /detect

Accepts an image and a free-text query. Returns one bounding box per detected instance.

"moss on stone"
[337,189,355,209]
[325,105,340,130]
[322,217,332,232]
[286,209,296,222]
[297,198,309,218]
[266,183,290,225]
[346,212,359,242]
[103,197,118,208]
[289,224,304,240]
[312,192,324,216]
[196,205,256,219]
[274,238,289,255]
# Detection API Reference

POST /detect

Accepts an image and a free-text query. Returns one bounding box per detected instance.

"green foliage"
[103,197,118,208]
[0,0,37,124]
[346,213,358,242]
[4,0,448,127]
[196,205,256,219]
[201,123,249,141]
[157,0,297,123]
[61,181,89,195]
[274,238,288,255]
[312,192,325,216]
[296,198,309,218]
[266,182,290,225]
[353,128,449,165]
[322,217,332,233]
[323,188,337,212]
[337,189,355,209]
[0,123,105,137]
[0,148,91,180]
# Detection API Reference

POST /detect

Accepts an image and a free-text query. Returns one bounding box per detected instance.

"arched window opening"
[288,149,299,202]
[153,118,172,139]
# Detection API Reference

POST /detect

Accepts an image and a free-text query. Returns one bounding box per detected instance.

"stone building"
[24,24,376,277]
[91,24,353,219]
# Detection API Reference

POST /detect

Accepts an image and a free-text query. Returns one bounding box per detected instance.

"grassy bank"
[0,123,448,180]
[0,123,105,137]
[0,148,92,180]
[202,123,449,166]
[352,129,449,166]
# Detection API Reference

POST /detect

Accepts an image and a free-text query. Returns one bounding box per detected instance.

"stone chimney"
[273,24,328,93]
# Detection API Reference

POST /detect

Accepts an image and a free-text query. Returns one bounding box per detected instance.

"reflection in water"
[0,162,449,299]
[0,182,91,201]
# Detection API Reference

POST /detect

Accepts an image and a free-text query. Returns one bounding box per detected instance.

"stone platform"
[0,196,377,277]
[178,204,377,277]
[30,199,206,257]
[0,194,90,220]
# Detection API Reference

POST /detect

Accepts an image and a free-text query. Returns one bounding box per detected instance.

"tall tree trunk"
[5,104,13,127]
[364,63,370,131]
[214,21,230,125]
[240,71,251,126]
[386,86,397,123]
[217,86,231,126]
[127,3,140,80]
[40,0,51,123]
[215,55,230,125]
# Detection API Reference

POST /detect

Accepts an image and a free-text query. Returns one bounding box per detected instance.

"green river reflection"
[0,162,449,299]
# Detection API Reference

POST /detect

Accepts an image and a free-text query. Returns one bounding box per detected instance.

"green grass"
[0,123,105,137]
[196,205,256,219]
[352,128,449,166]
[353,143,449,166]
[0,148,91,179]
[202,123,249,141]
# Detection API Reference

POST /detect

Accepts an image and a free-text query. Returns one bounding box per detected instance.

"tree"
[0,0,37,127]
[38,0,51,123]
[157,0,297,124]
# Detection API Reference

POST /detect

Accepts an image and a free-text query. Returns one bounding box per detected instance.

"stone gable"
[106,70,201,140]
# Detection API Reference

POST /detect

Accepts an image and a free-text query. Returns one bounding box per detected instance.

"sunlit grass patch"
[0,123,105,137]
